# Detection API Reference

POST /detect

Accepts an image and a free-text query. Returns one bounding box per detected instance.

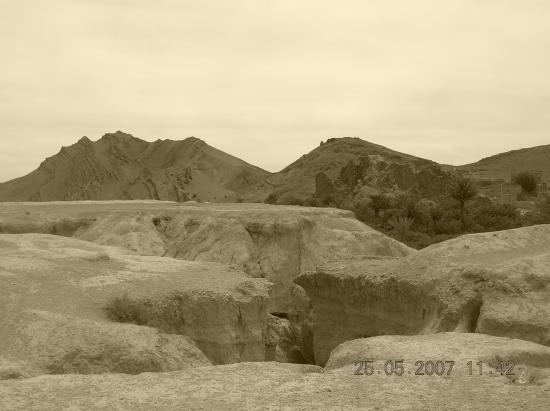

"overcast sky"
[1,0,549,182]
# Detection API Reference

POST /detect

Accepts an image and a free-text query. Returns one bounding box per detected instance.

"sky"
[1,0,549,182]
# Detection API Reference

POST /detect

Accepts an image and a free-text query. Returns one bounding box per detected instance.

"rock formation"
[326,332,550,376]
[0,233,270,377]
[296,224,550,365]
[261,137,454,203]
[0,202,412,316]
[0,201,412,366]
[2,336,549,409]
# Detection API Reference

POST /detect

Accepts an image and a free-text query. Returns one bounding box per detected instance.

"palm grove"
[266,171,550,249]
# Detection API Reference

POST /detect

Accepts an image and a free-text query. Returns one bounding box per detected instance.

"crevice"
[467,300,483,333]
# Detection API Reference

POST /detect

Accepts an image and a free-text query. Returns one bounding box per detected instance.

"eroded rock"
[296,225,550,365]
[1,358,549,410]
[0,202,412,316]
[326,332,550,382]
[0,233,270,377]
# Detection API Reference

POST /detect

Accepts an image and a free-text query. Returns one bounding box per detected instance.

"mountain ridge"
[0,131,270,202]
[1,131,549,202]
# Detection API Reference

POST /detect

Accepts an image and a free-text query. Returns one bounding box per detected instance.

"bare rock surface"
[1,356,549,410]
[0,201,412,316]
[326,332,550,378]
[296,224,550,365]
[0,233,271,377]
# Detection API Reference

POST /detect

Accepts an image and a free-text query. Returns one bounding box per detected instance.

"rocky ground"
[2,334,549,410]
[0,201,548,410]
[297,224,550,365]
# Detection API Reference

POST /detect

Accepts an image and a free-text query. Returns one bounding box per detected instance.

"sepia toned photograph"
[0,1,549,410]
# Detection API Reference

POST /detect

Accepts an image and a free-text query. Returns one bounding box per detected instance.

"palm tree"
[389,216,413,241]
[450,177,477,232]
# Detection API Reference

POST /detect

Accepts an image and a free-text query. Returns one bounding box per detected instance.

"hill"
[2,132,548,205]
[0,131,269,202]
[458,144,550,182]
[256,137,454,204]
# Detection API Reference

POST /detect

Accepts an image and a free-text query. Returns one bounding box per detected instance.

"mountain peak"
[0,132,270,201]
[100,131,141,141]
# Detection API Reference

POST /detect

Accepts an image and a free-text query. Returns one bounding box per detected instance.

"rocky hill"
[3,132,549,204]
[250,137,455,204]
[0,131,269,202]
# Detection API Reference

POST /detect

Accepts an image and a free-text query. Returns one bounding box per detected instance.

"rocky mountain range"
[0,131,548,202]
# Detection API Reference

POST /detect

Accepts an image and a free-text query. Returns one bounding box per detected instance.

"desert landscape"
[0,193,549,409]
[3,1,550,409]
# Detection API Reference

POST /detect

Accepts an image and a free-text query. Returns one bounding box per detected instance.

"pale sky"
[1,0,549,182]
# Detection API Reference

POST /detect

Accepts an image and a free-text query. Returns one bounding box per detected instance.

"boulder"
[0,233,271,377]
[326,332,550,381]
[296,224,550,365]
[1,310,210,378]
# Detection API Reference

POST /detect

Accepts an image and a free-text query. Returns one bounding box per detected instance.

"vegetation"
[349,185,529,249]
[104,294,152,325]
[449,177,477,232]
[264,192,278,204]
[369,193,392,217]
[388,216,413,241]
[513,171,538,194]
[104,294,187,334]
[262,172,549,250]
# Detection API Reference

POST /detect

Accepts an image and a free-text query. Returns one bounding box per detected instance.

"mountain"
[457,144,550,182]
[254,137,454,203]
[3,132,547,204]
[0,131,269,202]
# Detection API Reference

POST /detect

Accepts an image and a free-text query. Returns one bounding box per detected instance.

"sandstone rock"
[0,202,412,316]
[2,310,210,378]
[0,233,271,376]
[296,224,550,365]
[326,332,550,379]
[1,359,548,410]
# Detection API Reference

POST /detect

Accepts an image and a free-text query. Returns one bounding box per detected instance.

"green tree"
[450,177,477,232]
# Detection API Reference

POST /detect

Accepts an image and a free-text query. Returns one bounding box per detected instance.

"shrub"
[353,199,377,225]
[469,199,521,232]
[264,192,278,204]
[103,294,152,325]
[433,219,461,235]
[513,171,537,194]
[369,193,392,217]
[388,216,413,241]
[104,294,187,334]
